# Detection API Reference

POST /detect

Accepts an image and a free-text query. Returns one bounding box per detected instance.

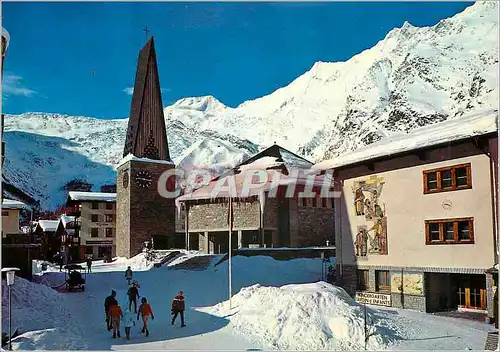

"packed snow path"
[5,254,497,350]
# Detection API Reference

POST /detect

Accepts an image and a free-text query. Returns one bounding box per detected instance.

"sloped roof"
[2,199,27,210]
[312,109,498,172]
[67,191,116,202]
[213,144,312,182]
[37,220,59,232]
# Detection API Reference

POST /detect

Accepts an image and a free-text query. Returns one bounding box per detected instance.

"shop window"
[357,270,369,291]
[376,270,390,292]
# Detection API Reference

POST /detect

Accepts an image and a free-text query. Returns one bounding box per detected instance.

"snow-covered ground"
[2,254,496,350]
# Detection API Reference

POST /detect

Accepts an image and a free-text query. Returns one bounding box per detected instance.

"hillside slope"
[3,1,498,209]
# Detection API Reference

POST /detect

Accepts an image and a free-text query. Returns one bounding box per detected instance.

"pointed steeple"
[123,36,171,161]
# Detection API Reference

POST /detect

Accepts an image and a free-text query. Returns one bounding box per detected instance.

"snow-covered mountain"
[3,1,498,210]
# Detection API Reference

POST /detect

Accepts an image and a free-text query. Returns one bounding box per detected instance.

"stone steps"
[485,331,499,351]
[168,255,219,271]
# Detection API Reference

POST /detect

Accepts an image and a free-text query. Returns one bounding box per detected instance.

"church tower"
[116,36,176,258]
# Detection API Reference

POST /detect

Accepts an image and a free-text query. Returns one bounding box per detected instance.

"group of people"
[103,266,186,340]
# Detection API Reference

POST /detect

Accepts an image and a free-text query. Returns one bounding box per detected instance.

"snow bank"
[1,277,69,334]
[206,282,401,351]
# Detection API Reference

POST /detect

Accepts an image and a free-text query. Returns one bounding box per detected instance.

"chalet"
[176,144,335,254]
[66,191,116,260]
[55,215,80,261]
[311,109,498,321]
[34,220,60,261]
[1,198,27,236]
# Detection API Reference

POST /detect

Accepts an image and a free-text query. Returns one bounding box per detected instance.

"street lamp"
[1,267,19,350]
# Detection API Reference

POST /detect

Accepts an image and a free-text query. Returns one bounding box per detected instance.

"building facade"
[313,110,498,319]
[177,144,335,253]
[66,192,116,260]
[1,199,25,235]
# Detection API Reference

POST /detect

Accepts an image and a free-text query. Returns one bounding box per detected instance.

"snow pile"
[206,282,401,350]
[1,277,69,334]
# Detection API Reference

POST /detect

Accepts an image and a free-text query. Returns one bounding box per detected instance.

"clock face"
[122,171,129,189]
[135,170,153,188]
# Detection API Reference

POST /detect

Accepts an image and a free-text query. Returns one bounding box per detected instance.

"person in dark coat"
[86,257,92,273]
[104,290,118,331]
[171,291,186,327]
[127,282,140,313]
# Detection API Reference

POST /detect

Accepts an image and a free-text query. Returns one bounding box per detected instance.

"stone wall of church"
[297,207,335,247]
[187,200,261,231]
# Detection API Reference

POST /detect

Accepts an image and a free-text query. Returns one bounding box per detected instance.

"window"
[91,202,99,209]
[106,203,113,210]
[90,228,99,238]
[376,270,390,292]
[423,163,472,194]
[91,214,99,222]
[105,228,113,238]
[357,270,369,290]
[2,210,8,216]
[312,197,317,207]
[105,214,113,222]
[425,217,474,244]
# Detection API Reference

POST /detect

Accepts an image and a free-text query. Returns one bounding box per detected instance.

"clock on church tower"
[115,36,176,259]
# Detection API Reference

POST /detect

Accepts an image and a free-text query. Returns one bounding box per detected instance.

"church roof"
[123,36,172,163]
[213,144,313,181]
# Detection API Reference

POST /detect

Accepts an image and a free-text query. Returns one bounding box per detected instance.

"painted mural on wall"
[353,175,388,256]
[390,272,424,296]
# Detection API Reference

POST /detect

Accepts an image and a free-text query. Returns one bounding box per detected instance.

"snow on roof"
[237,156,285,172]
[279,147,314,169]
[2,199,27,210]
[117,153,175,169]
[312,109,498,171]
[59,215,76,227]
[37,220,59,232]
[176,169,331,203]
[68,191,116,202]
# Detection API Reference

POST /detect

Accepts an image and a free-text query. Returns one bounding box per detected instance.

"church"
[115,36,177,258]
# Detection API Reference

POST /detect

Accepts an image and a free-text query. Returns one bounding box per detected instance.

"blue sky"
[2,2,472,119]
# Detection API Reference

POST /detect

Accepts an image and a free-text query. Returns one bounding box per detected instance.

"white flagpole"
[228,196,233,309]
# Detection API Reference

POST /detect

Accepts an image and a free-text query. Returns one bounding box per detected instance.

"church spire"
[123,36,171,161]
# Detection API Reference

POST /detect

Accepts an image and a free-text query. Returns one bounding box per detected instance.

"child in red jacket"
[171,291,186,327]
[137,297,154,337]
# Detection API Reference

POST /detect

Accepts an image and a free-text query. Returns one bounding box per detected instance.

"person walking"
[123,308,135,340]
[137,297,154,337]
[125,266,133,286]
[127,282,140,313]
[171,291,186,327]
[108,302,123,338]
[86,257,92,273]
[104,290,118,331]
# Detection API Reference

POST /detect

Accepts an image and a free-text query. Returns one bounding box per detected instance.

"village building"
[312,109,498,321]
[33,220,60,261]
[65,191,116,260]
[115,36,176,258]
[176,143,335,254]
[55,215,80,262]
[1,198,27,236]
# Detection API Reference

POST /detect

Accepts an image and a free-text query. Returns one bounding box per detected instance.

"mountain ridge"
[3,1,498,210]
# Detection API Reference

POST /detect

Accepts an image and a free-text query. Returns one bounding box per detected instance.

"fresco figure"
[354,188,365,216]
[355,227,368,256]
